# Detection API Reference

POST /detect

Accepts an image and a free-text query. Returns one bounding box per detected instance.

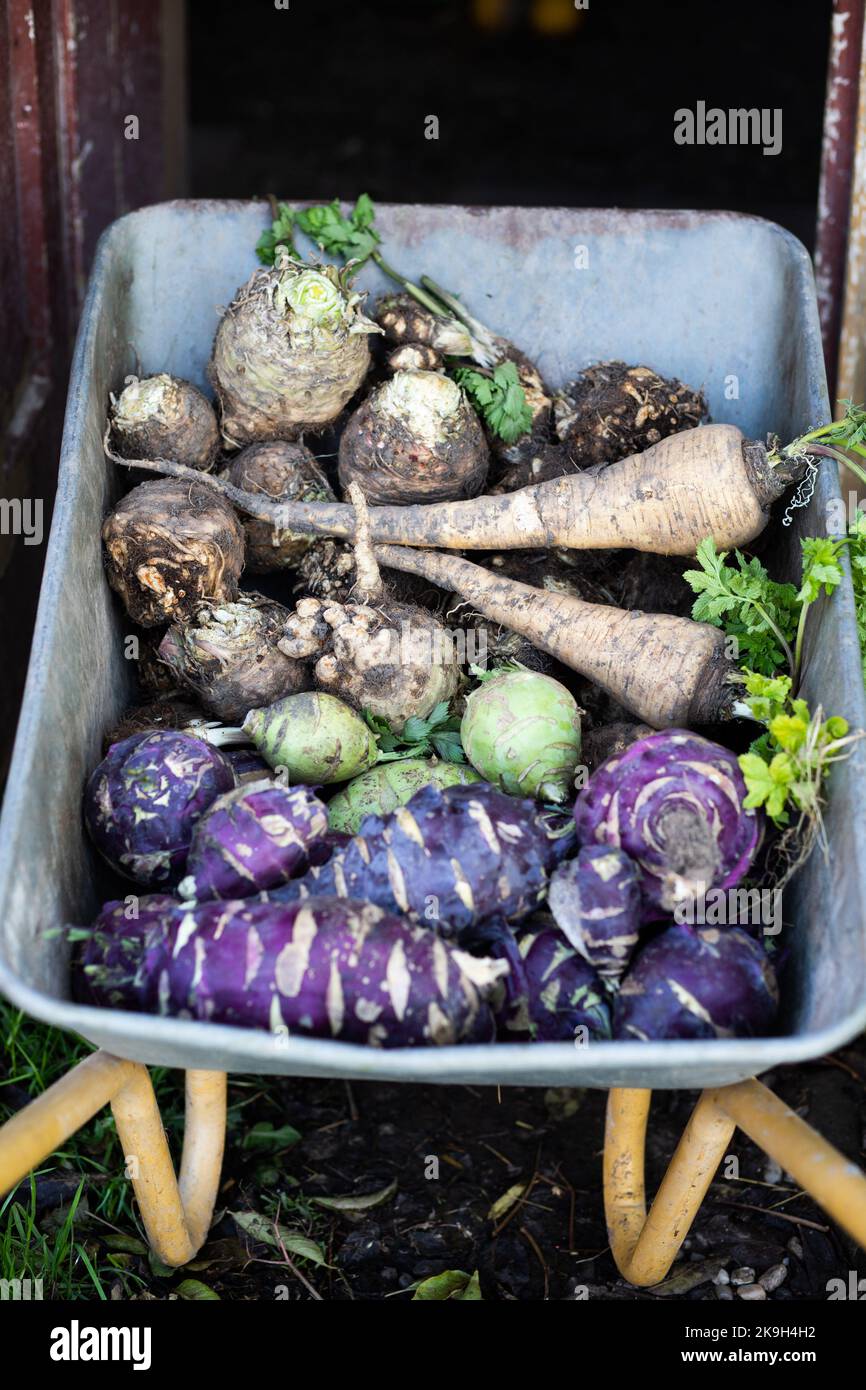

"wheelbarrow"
[2,202,866,1284]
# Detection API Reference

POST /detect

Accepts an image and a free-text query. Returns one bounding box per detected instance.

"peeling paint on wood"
[837,12,866,410]
[0,0,183,779]
[815,0,865,400]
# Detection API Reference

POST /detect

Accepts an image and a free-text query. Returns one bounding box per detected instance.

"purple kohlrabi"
[613,922,779,1041]
[178,779,329,901]
[514,917,612,1042]
[463,915,611,1043]
[83,731,235,885]
[265,781,577,939]
[547,844,642,982]
[573,730,761,920]
[72,893,179,1009]
[77,894,504,1046]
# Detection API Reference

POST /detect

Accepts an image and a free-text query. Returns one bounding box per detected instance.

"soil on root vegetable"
[555,363,708,472]
[338,388,489,506]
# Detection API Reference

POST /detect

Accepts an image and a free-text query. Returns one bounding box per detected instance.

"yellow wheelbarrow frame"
[1,1056,865,1280]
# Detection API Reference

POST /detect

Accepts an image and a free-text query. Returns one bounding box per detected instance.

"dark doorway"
[188,0,832,251]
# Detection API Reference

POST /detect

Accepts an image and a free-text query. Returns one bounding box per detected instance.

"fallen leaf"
[241,1122,302,1152]
[650,1257,727,1296]
[230,1210,282,1248]
[280,1235,329,1267]
[413,1269,483,1301]
[148,1252,176,1279]
[175,1278,220,1300]
[312,1179,398,1214]
[102,1233,148,1255]
[544,1087,584,1121]
[231,1210,331,1267]
[487,1183,527,1222]
[186,1238,251,1274]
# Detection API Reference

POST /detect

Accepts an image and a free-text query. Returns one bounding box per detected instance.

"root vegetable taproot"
[108,423,803,558]
[339,424,791,554]
[553,362,707,469]
[280,595,459,732]
[375,292,475,357]
[385,343,444,373]
[210,261,380,445]
[338,370,489,504]
[374,546,737,730]
[109,374,220,471]
[279,486,460,731]
[225,440,335,572]
[293,536,357,603]
[446,549,608,679]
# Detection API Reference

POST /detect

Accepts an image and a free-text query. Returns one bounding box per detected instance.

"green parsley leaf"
[847,511,866,680]
[452,361,533,443]
[684,538,799,675]
[364,702,465,764]
[767,713,808,753]
[737,670,859,828]
[294,196,380,264]
[256,201,300,266]
[798,535,845,605]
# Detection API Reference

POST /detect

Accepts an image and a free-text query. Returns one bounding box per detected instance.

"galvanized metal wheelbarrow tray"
[1,203,866,1281]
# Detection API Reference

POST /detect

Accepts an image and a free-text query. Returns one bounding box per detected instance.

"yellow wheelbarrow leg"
[178,1070,229,1255]
[604,1087,736,1287]
[0,1051,137,1194]
[0,1050,226,1268]
[111,1065,227,1266]
[714,1078,866,1251]
[605,1077,866,1288]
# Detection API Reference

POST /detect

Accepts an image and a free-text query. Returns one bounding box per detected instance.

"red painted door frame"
[0,0,184,778]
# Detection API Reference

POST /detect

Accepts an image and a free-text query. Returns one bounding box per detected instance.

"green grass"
[1,1176,111,1299]
[0,1001,190,1297]
[0,1002,327,1299]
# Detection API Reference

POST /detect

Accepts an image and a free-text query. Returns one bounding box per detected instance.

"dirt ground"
[18,1038,851,1302]
[209,1050,866,1302]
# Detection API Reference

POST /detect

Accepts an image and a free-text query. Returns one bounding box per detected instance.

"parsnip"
[108,424,803,558]
[374,545,736,730]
